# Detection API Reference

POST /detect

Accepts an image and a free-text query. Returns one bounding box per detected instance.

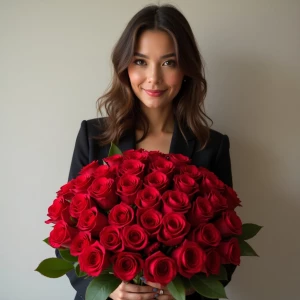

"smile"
[143,89,167,97]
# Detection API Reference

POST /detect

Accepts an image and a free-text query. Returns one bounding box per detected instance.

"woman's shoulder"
[82,117,108,136]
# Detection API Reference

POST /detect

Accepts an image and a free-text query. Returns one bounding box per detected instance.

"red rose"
[79,241,110,277]
[204,248,221,276]
[168,153,191,167]
[149,157,175,179]
[190,223,221,248]
[108,202,134,227]
[118,159,145,178]
[123,149,149,164]
[70,231,92,256]
[144,251,177,286]
[158,213,190,246]
[214,211,242,237]
[137,208,162,237]
[218,237,241,265]
[77,207,108,236]
[123,224,149,251]
[179,165,203,181]
[208,190,228,212]
[99,225,124,252]
[148,151,165,162]
[144,241,161,256]
[45,196,68,224]
[161,190,191,214]
[116,174,142,205]
[79,160,99,177]
[49,220,78,248]
[56,180,74,200]
[135,187,161,210]
[172,240,206,278]
[103,154,123,167]
[69,193,91,218]
[61,206,77,226]
[200,170,225,193]
[112,252,144,281]
[88,177,118,210]
[173,174,199,198]
[221,185,242,210]
[94,165,114,178]
[187,196,214,227]
[72,174,93,194]
[144,171,169,194]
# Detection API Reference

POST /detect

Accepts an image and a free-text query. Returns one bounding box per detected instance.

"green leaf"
[59,249,78,263]
[43,237,49,245]
[86,274,121,300]
[35,258,74,278]
[190,275,227,299]
[75,263,87,277]
[167,276,185,300]
[108,143,122,156]
[239,240,259,256]
[211,265,228,281]
[181,276,192,290]
[240,223,263,240]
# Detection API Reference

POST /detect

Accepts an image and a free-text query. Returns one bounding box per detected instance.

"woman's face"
[127,30,184,110]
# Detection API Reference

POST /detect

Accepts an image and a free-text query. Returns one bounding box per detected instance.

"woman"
[63,4,236,300]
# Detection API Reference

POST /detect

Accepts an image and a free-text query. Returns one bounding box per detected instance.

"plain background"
[1,0,299,299]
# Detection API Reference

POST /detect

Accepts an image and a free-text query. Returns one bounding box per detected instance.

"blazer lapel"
[169,120,196,158]
[117,128,136,153]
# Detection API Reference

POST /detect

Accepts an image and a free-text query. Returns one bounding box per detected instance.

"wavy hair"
[96,4,212,149]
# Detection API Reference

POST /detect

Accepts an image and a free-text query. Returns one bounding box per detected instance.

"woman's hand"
[142,278,195,299]
[110,281,159,300]
[141,279,174,300]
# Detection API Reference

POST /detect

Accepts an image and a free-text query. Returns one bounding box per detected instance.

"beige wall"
[1,1,299,299]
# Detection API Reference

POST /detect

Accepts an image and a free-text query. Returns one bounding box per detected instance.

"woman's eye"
[134,59,146,66]
[163,60,177,67]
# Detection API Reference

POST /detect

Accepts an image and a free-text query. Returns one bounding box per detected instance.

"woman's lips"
[143,89,167,97]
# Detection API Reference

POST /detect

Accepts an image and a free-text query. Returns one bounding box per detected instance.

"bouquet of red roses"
[36,144,261,300]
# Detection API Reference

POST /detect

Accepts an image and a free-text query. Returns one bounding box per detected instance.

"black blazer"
[61,118,236,300]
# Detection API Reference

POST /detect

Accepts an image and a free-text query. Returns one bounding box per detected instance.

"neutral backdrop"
[1,1,299,300]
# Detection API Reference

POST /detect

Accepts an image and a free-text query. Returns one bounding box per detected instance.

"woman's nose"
[147,65,162,84]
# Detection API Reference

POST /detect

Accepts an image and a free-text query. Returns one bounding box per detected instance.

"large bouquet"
[36,144,261,300]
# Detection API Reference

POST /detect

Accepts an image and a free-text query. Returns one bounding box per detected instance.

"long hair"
[96,4,212,149]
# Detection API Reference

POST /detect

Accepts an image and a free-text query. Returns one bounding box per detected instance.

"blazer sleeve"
[55,120,93,300]
[213,134,237,287]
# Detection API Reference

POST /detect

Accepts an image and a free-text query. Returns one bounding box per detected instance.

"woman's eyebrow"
[133,52,176,59]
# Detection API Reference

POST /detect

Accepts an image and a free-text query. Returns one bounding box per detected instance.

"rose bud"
[99,225,124,252]
[45,196,68,224]
[79,160,99,177]
[70,231,92,256]
[77,207,108,236]
[123,224,149,251]
[221,185,242,210]
[88,177,118,210]
[204,248,221,276]
[108,202,134,227]
[144,251,177,286]
[161,190,191,214]
[187,196,214,227]
[118,159,145,179]
[78,241,110,277]
[158,212,190,246]
[190,223,221,248]
[144,171,169,194]
[111,252,144,282]
[135,187,161,210]
[49,220,78,248]
[172,240,206,278]
[218,237,241,265]
[137,208,162,237]
[173,174,199,199]
[69,193,91,219]
[116,174,142,205]
[214,211,242,237]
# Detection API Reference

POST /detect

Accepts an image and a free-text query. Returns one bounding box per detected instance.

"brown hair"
[96,4,212,149]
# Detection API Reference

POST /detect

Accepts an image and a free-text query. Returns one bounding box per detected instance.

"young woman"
[63,4,236,300]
